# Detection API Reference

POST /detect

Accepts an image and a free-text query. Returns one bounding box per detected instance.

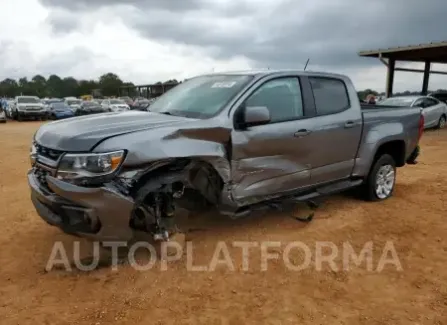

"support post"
[421,61,431,95]
[385,58,395,98]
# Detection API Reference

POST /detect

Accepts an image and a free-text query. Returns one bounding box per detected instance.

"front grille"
[35,143,64,161]
[34,166,53,193]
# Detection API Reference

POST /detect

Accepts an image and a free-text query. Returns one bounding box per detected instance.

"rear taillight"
[418,113,424,141]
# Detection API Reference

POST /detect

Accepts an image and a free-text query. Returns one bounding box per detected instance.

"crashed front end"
[28,142,136,241]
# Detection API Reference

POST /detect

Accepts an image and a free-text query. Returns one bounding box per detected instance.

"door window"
[424,98,438,107]
[245,77,303,123]
[309,77,350,115]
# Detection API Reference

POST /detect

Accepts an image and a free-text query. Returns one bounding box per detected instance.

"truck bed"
[361,103,420,126]
[361,103,415,111]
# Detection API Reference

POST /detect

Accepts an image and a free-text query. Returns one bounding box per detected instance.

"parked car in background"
[75,101,108,116]
[131,98,151,110]
[47,102,75,120]
[119,96,135,108]
[5,100,15,118]
[12,96,47,121]
[28,70,423,242]
[0,105,6,123]
[101,99,130,112]
[377,95,447,129]
[64,97,83,113]
[43,98,63,116]
[428,91,447,104]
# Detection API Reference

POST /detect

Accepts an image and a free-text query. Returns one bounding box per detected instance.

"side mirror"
[240,105,271,128]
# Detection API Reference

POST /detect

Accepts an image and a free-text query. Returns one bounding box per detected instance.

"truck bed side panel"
[352,107,421,177]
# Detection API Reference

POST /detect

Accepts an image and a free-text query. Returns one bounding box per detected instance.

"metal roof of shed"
[358,41,447,63]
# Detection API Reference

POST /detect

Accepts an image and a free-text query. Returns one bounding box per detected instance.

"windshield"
[17,97,39,104]
[83,101,99,107]
[67,100,81,105]
[46,99,62,104]
[110,99,125,104]
[149,75,253,118]
[51,103,70,110]
[377,97,415,107]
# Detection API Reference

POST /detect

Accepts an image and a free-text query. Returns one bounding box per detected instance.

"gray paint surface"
[29,70,422,241]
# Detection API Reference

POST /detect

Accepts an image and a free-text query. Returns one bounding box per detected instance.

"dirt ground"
[0,121,446,325]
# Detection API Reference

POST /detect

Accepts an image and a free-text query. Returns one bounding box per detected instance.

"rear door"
[230,76,317,200]
[306,77,363,184]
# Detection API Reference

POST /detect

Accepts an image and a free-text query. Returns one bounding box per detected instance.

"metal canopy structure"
[358,41,447,97]
[118,82,179,98]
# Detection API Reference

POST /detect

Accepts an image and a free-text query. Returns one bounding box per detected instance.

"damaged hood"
[34,111,195,151]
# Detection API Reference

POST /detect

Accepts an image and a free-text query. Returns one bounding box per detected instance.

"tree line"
[0,73,179,98]
[0,73,445,99]
[357,88,447,100]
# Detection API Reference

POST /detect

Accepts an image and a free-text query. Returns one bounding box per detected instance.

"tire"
[437,115,446,129]
[362,154,396,202]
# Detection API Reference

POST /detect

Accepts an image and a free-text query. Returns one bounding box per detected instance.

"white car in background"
[12,96,47,121]
[0,105,6,123]
[64,97,82,113]
[5,100,15,118]
[101,99,130,112]
[377,95,447,129]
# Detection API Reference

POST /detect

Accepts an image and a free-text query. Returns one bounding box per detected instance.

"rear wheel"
[362,154,396,201]
[437,115,446,129]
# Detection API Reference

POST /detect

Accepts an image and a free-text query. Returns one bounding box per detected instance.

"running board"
[287,179,364,203]
[317,179,363,195]
[223,179,363,219]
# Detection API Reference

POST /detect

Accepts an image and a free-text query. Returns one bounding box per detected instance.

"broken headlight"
[57,150,126,180]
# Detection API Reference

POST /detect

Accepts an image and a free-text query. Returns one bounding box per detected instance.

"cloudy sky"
[0,0,446,92]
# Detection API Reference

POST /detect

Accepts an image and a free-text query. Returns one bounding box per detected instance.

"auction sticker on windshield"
[211,81,237,88]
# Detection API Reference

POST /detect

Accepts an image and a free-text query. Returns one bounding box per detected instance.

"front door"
[230,76,314,201]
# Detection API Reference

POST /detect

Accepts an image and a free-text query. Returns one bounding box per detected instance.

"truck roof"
[202,69,349,80]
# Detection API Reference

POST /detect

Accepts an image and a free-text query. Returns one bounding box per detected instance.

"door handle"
[294,129,311,137]
[344,121,355,128]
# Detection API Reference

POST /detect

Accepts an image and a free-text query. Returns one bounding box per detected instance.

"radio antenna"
[304,58,310,71]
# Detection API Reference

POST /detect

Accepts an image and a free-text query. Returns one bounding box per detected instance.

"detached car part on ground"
[28,70,423,243]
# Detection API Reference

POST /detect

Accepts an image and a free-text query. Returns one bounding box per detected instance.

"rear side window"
[309,77,350,115]
[424,98,438,107]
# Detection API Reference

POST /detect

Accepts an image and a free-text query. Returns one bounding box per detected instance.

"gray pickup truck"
[28,70,423,242]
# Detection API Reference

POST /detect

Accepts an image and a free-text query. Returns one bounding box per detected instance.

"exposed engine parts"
[127,160,318,242]
[131,183,186,241]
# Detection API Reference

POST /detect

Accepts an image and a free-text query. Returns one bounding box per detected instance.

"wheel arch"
[128,157,227,205]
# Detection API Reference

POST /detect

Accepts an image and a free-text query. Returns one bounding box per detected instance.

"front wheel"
[437,115,446,129]
[362,154,396,201]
